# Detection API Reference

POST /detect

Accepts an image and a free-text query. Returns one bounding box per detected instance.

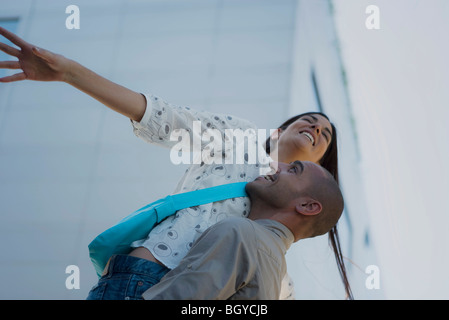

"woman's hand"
[0,26,146,121]
[0,26,71,83]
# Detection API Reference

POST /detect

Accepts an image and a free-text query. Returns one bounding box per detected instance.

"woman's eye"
[302,118,312,123]
[289,167,297,173]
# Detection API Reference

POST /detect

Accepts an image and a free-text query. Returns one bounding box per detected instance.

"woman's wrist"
[60,58,146,121]
[62,58,82,84]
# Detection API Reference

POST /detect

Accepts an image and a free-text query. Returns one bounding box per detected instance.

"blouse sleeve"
[130,93,258,151]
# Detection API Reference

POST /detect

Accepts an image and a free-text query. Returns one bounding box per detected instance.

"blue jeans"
[86,254,170,300]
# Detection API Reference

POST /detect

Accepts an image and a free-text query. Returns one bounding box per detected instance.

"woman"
[0,27,352,300]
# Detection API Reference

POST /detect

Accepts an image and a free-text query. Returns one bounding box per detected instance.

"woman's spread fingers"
[0,42,21,57]
[0,60,21,69]
[0,72,26,83]
[0,26,27,48]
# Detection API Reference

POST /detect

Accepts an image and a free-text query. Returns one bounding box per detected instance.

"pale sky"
[333,0,449,299]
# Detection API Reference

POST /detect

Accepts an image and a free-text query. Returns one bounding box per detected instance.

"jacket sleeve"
[142,218,257,300]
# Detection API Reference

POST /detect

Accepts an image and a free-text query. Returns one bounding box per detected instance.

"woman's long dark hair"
[265,112,353,300]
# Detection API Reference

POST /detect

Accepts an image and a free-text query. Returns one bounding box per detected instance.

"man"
[141,161,344,300]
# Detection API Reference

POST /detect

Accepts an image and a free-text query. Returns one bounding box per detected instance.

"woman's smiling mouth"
[300,131,315,145]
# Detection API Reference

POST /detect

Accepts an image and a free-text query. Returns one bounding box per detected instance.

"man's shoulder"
[212,217,256,238]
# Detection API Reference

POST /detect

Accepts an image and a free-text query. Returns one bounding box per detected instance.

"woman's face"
[273,114,333,164]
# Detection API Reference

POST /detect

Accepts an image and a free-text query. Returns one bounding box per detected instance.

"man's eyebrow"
[292,161,304,174]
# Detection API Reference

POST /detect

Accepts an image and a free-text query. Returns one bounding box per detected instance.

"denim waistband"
[104,254,170,279]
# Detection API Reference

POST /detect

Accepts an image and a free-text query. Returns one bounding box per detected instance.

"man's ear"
[295,197,322,216]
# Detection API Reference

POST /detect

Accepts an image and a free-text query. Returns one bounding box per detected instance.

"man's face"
[246,161,326,209]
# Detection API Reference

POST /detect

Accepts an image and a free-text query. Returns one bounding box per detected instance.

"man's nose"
[270,161,289,173]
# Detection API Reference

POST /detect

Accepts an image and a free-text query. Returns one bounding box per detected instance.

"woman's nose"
[311,124,321,135]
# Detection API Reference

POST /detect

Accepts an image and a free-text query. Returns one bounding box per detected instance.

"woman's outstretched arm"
[0,26,146,122]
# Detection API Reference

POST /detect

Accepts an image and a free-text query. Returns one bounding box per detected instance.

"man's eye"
[289,166,297,173]
[302,118,312,123]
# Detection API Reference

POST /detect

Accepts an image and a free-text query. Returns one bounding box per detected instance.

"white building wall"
[333,0,449,299]
[285,0,381,299]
